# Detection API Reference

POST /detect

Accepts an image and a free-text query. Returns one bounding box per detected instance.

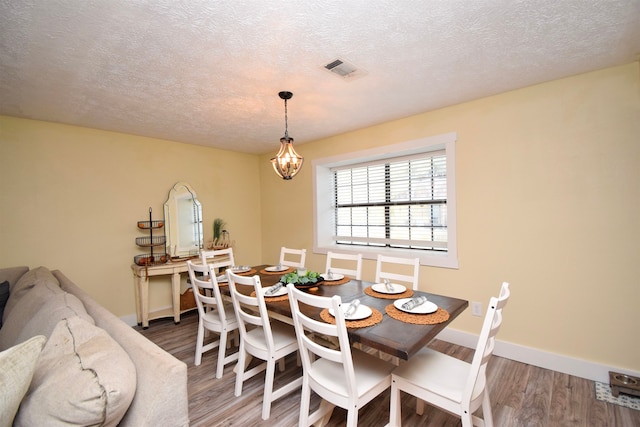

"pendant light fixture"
[271,91,303,180]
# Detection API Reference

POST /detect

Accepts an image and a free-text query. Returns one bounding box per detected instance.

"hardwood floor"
[136,312,640,426]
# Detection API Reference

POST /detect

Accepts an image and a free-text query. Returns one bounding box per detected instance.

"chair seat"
[202,304,238,330]
[311,348,395,399]
[245,321,297,353]
[393,347,485,404]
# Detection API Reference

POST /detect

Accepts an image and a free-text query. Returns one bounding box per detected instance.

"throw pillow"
[14,317,137,427]
[0,283,93,351]
[2,266,59,323]
[0,335,47,427]
[0,281,9,328]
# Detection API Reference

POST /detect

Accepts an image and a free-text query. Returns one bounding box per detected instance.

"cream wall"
[0,117,263,317]
[260,62,640,373]
[1,62,637,376]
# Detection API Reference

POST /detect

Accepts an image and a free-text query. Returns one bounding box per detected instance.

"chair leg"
[234,346,246,397]
[194,321,205,366]
[299,377,311,427]
[261,359,276,420]
[416,398,424,415]
[481,392,494,427]
[346,408,358,427]
[389,379,402,427]
[216,329,228,379]
[460,410,474,427]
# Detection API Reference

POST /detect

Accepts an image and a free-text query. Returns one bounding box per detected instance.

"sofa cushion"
[0,282,94,351]
[14,317,137,427]
[2,266,60,323]
[0,335,47,427]
[0,280,9,328]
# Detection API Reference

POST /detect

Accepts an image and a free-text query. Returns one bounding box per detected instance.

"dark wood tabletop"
[231,265,468,361]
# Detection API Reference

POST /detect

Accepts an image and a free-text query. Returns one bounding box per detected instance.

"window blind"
[332,150,447,251]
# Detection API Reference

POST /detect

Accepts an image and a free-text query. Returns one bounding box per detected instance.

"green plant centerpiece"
[279,269,322,288]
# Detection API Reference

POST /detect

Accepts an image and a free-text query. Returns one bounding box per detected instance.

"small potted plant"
[212,218,227,248]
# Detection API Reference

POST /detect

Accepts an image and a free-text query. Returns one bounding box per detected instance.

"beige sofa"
[0,266,189,426]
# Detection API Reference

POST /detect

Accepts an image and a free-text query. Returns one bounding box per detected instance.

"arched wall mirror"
[164,182,203,258]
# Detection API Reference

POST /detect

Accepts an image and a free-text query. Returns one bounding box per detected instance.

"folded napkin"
[345,299,360,317]
[401,295,428,311]
[265,282,284,296]
[384,278,395,292]
[327,269,334,280]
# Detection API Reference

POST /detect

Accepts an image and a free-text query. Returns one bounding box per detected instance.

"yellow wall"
[0,118,263,316]
[260,62,640,372]
[1,62,638,373]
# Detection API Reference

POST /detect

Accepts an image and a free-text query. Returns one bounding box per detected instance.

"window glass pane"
[332,151,448,251]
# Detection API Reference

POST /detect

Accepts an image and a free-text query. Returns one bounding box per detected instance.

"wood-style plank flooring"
[135,312,640,426]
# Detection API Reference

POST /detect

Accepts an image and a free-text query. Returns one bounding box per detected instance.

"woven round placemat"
[250,290,289,302]
[320,307,383,329]
[237,268,257,276]
[322,276,351,286]
[364,286,414,300]
[385,304,450,325]
[259,267,294,275]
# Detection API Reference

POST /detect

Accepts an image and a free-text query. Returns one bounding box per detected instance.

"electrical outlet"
[471,302,483,317]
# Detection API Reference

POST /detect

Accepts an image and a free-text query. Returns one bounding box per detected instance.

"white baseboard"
[436,328,640,384]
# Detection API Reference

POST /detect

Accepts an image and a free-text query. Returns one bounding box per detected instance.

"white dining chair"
[200,247,235,277]
[227,271,302,420]
[186,261,239,378]
[279,246,306,269]
[325,251,363,280]
[389,282,511,427]
[287,284,395,427]
[375,254,420,290]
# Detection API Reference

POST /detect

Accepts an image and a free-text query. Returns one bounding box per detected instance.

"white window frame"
[312,132,458,269]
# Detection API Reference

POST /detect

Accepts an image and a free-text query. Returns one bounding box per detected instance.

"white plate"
[216,274,228,283]
[371,282,406,294]
[393,298,438,314]
[328,304,373,320]
[321,273,345,281]
[262,285,287,297]
[265,265,289,272]
[230,266,251,273]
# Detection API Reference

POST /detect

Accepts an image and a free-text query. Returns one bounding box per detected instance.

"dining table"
[225,265,468,361]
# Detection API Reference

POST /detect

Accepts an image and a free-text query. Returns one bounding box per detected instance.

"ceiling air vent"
[323,58,367,80]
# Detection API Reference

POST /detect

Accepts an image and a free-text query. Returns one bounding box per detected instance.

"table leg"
[133,272,142,325]
[140,275,150,329]
[171,272,181,324]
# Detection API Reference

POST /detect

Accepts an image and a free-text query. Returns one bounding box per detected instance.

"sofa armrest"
[53,271,189,427]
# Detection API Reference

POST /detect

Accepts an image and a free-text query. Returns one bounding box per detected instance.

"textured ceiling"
[1,0,639,154]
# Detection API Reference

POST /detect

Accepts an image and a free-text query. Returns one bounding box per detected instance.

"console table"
[131,260,190,328]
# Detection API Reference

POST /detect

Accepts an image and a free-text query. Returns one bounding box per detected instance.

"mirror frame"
[164,182,203,258]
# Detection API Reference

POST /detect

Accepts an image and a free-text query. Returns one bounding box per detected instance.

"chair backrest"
[374,254,420,290]
[325,251,363,280]
[186,260,229,322]
[464,282,510,404]
[287,284,357,398]
[226,271,276,352]
[200,247,235,276]
[279,246,306,269]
